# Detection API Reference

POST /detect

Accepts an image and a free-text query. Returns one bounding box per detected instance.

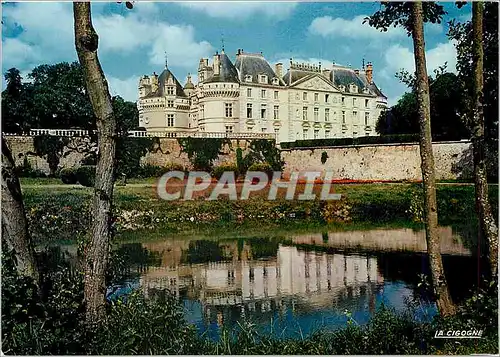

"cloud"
[177,2,298,20]
[107,75,139,102]
[308,15,405,39]
[383,41,458,76]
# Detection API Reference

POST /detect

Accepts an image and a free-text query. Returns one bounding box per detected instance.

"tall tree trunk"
[410,1,456,316]
[73,2,117,324]
[472,1,498,280]
[1,139,39,284]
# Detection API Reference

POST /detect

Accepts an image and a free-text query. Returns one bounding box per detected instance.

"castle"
[137,49,387,143]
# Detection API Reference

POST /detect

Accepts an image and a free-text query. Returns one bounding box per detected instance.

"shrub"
[15,157,47,178]
[211,163,238,180]
[76,165,96,187]
[247,162,274,178]
[321,151,329,164]
[59,168,78,184]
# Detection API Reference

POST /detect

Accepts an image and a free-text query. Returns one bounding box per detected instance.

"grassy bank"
[21,181,498,246]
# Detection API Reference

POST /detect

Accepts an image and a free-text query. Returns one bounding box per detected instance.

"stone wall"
[4,136,473,180]
[281,141,473,181]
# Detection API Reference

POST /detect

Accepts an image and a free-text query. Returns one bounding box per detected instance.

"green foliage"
[320,151,328,164]
[281,134,423,149]
[14,156,47,178]
[59,168,78,184]
[135,163,184,179]
[247,162,273,178]
[178,137,229,171]
[236,147,244,174]
[31,135,72,176]
[243,139,284,172]
[212,162,238,180]
[76,165,96,187]
[363,2,446,34]
[115,137,154,178]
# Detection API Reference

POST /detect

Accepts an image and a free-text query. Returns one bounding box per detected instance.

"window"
[296,93,300,100]
[259,75,267,83]
[247,88,252,97]
[325,94,330,103]
[353,111,358,122]
[314,93,319,102]
[225,103,233,118]
[245,75,252,82]
[325,130,330,138]
[365,99,369,108]
[167,100,174,108]
[200,73,205,82]
[314,129,319,139]
[274,128,279,135]
[325,108,330,121]
[274,105,279,120]
[261,89,266,99]
[261,104,267,119]
[200,105,204,119]
[225,126,233,133]
[167,114,174,127]
[247,126,253,132]
[167,86,174,95]
[247,103,252,118]
[303,107,308,120]
[272,78,279,85]
[303,92,308,101]
[341,97,345,106]
[353,98,357,107]
[365,112,370,125]
[303,129,308,139]
[314,107,319,121]
[262,128,266,133]
[342,111,346,123]
[274,91,279,100]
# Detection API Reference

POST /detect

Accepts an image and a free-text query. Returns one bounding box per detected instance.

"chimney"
[237,49,241,56]
[213,53,220,76]
[354,69,360,75]
[275,63,283,79]
[366,62,373,84]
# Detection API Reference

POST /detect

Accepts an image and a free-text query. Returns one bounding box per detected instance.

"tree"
[365,1,456,316]
[376,72,469,140]
[1,140,40,285]
[470,2,498,279]
[73,2,118,324]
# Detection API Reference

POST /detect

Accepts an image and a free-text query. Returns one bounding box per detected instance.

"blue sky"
[2,1,471,106]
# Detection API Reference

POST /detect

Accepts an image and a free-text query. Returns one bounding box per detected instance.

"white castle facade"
[137,49,388,143]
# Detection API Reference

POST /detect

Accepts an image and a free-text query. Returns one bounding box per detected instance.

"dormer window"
[259,75,268,84]
[363,87,370,94]
[350,84,358,93]
[339,85,346,92]
[272,77,279,85]
[167,86,175,95]
[245,75,253,82]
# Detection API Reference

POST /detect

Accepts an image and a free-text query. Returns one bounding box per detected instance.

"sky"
[1,1,471,107]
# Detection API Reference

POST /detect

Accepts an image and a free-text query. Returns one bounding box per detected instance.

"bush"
[15,157,47,178]
[76,165,96,187]
[321,151,328,164]
[211,163,238,180]
[59,168,78,184]
[248,162,274,179]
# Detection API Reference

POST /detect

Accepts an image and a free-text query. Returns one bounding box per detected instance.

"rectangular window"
[314,93,319,102]
[353,98,357,107]
[167,100,174,108]
[325,130,330,138]
[303,92,307,101]
[303,129,308,139]
[365,112,370,125]
[341,97,345,106]
[353,111,358,123]
[247,103,252,118]
[261,104,267,119]
[325,108,330,121]
[247,88,252,97]
[314,107,319,121]
[314,129,319,139]
[247,126,253,132]
[167,114,174,127]
[274,105,279,120]
[365,99,369,108]
[225,103,233,118]
[200,105,204,119]
[274,128,279,135]
[274,91,279,100]
[325,94,330,103]
[261,128,266,133]
[225,126,233,133]
[167,86,174,95]
[303,107,308,120]
[261,89,266,99]
[342,110,346,123]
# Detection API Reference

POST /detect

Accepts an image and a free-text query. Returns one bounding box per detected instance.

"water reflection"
[107,226,478,337]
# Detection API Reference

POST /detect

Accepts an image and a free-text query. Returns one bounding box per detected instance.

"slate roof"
[204,53,240,84]
[234,53,285,86]
[145,68,187,98]
[357,72,386,98]
[282,70,312,86]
